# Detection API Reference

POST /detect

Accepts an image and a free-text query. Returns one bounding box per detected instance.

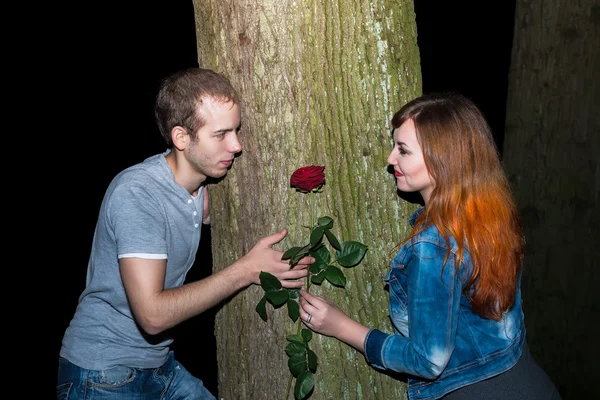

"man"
[57,68,313,399]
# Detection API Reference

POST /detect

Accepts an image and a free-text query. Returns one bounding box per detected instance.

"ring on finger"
[306,314,312,324]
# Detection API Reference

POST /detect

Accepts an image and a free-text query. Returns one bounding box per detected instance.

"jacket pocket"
[386,268,408,319]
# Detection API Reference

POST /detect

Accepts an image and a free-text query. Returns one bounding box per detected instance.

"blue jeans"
[57,351,216,400]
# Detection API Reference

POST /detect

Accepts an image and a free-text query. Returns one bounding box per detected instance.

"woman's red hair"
[393,93,524,320]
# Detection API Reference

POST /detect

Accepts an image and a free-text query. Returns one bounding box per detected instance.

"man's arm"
[120,229,312,335]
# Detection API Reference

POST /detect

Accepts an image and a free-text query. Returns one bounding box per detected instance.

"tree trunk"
[503,0,600,398]
[192,1,422,399]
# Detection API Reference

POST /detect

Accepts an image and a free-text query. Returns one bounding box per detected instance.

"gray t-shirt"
[60,150,204,370]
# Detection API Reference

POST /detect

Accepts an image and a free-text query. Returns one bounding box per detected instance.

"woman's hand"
[299,290,370,351]
[299,290,350,338]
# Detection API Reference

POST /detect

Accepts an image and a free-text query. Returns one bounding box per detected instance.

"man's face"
[185,97,242,180]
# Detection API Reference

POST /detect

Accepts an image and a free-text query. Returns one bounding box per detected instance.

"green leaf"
[324,229,341,250]
[287,334,305,344]
[294,371,314,400]
[307,349,318,372]
[285,341,307,357]
[260,271,282,292]
[336,241,368,267]
[310,271,326,284]
[317,216,333,229]
[288,353,308,377]
[287,288,300,299]
[282,246,304,260]
[290,244,311,266]
[266,290,289,307]
[309,226,325,248]
[325,265,346,287]
[309,263,321,274]
[288,298,300,321]
[301,328,312,342]
[311,245,330,269]
[255,295,267,321]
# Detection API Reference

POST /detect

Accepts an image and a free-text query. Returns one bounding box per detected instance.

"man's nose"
[229,133,242,153]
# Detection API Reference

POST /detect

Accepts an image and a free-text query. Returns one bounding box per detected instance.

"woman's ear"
[171,126,189,151]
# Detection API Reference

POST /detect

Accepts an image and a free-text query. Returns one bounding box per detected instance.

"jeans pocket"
[90,365,136,389]
[56,382,72,400]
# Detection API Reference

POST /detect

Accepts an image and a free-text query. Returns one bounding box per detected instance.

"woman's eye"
[399,148,407,155]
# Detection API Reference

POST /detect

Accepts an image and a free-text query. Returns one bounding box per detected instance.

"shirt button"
[195,223,199,228]
[187,199,192,204]
[193,211,197,216]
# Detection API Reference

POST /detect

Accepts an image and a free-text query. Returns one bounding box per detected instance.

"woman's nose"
[386,151,396,166]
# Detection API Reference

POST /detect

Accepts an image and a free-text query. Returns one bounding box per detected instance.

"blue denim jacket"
[364,208,525,399]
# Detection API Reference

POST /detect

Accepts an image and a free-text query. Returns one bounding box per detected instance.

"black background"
[53,1,517,397]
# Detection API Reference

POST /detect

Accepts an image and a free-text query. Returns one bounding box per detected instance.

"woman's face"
[387,119,435,204]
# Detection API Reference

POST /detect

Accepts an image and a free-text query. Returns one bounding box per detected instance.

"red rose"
[290,165,326,192]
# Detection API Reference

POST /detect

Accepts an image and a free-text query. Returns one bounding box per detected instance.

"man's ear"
[171,126,189,151]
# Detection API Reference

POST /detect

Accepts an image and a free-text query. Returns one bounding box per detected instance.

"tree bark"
[192,1,422,399]
[503,0,600,398]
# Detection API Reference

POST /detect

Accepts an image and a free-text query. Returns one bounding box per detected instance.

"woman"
[299,93,561,399]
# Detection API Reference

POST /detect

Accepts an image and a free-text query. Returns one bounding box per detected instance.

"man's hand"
[240,229,313,288]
